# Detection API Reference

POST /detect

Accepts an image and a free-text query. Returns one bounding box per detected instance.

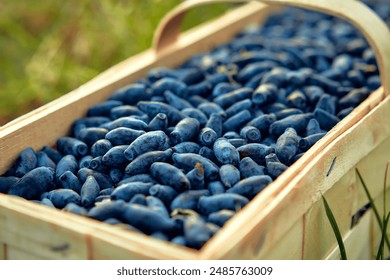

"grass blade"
[321,194,348,260]
[384,162,388,223]
[356,168,390,251]
[376,211,390,260]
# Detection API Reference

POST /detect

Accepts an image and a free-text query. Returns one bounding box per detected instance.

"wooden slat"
[0,243,6,260]
[0,196,89,260]
[326,188,390,260]
[369,189,390,259]
[258,216,304,260]
[89,231,197,260]
[303,171,356,259]
[354,136,390,213]
[0,194,197,260]
[6,246,44,260]
[326,211,372,260]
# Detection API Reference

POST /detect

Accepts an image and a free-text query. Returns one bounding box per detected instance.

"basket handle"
[152,0,390,96]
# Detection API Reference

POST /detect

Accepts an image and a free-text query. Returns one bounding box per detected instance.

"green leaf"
[383,162,388,226]
[356,168,390,251]
[376,211,390,260]
[321,194,348,260]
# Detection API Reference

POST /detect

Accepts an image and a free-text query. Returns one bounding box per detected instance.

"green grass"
[0,0,233,125]
[321,194,348,260]
[322,163,390,260]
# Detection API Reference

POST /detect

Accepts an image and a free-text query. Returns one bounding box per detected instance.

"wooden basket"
[0,0,389,260]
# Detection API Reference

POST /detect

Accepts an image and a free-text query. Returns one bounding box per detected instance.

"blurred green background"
[0,0,232,125]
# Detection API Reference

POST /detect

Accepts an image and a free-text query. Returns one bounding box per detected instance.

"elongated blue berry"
[0,176,19,194]
[205,113,223,138]
[119,174,157,185]
[77,127,108,147]
[151,77,187,97]
[198,127,217,147]
[219,164,240,188]
[87,100,123,117]
[208,210,235,227]
[227,175,272,199]
[59,171,82,193]
[146,196,170,218]
[121,203,178,234]
[252,84,278,106]
[265,153,288,178]
[57,137,88,158]
[56,155,78,179]
[102,145,128,167]
[48,189,81,209]
[186,163,205,190]
[149,184,178,207]
[276,128,300,165]
[181,108,208,127]
[239,157,265,178]
[198,102,225,118]
[164,90,193,110]
[237,143,274,165]
[88,200,126,221]
[240,126,261,143]
[148,113,168,131]
[150,162,190,192]
[124,131,170,161]
[41,146,62,164]
[36,151,56,169]
[138,101,185,126]
[125,150,172,176]
[77,168,113,190]
[225,99,253,118]
[213,138,240,165]
[246,114,276,133]
[14,147,37,177]
[172,142,201,154]
[108,83,149,105]
[198,193,249,215]
[111,182,151,202]
[223,110,252,132]
[172,153,220,181]
[170,190,210,211]
[80,175,100,207]
[110,105,144,119]
[8,167,54,200]
[207,181,225,195]
[170,118,200,145]
[313,108,340,131]
[63,203,87,216]
[299,132,326,151]
[214,88,252,109]
[306,118,323,136]
[269,113,313,137]
[105,127,145,146]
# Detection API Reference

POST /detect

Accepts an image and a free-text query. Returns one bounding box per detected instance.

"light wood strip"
[303,171,356,259]
[0,243,6,260]
[0,195,197,259]
[326,211,372,260]
[6,245,44,260]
